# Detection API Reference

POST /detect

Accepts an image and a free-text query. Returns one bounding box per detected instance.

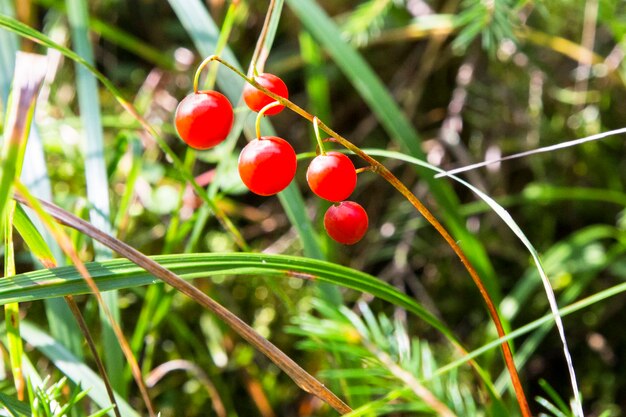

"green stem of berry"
[195,55,254,94]
[313,117,327,155]
[255,101,283,138]
[355,166,375,175]
[201,55,531,417]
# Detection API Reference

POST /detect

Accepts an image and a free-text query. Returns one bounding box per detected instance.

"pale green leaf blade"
[65,0,122,392]
[1,253,454,342]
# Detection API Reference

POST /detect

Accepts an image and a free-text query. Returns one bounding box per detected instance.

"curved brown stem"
[14,192,352,415]
[201,55,532,416]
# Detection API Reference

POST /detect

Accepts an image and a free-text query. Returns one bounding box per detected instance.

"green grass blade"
[298,31,332,135]
[0,392,30,416]
[89,17,174,69]
[4,201,24,398]
[15,182,56,267]
[19,321,139,417]
[433,279,626,380]
[65,0,123,393]
[2,253,456,341]
[284,0,498,301]
[362,148,583,415]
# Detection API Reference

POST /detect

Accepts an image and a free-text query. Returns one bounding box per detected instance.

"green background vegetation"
[1,0,626,416]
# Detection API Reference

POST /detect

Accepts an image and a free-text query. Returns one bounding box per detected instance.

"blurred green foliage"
[2,0,626,416]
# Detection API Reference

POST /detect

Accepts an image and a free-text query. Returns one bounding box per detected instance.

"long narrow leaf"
[0,52,46,234]
[0,392,30,416]
[2,252,452,339]
[65,0,123,393]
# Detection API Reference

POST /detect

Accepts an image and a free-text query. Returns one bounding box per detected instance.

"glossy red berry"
[306,151,357,202]
[324,201,368,245]
[243,73,289,115]
[238,136,297,196]
[175,91,234,150]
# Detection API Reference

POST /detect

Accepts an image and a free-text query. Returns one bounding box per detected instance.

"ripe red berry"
[175,91,234,150]
[238,136,297,196]
[243,73,288,115]
[324,201,368,245]
[306,151,357,202]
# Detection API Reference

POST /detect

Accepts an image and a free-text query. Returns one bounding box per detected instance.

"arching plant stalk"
[13,190,352,415]
[199,54,532,417]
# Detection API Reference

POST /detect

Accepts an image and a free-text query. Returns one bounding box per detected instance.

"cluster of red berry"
[174,73,368,245]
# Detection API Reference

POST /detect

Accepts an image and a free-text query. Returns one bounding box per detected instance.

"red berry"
[306,152,357,202]
[324,201,368,245]
[238,136,297,196]
[175,91,234,150]
[243,73,288,115]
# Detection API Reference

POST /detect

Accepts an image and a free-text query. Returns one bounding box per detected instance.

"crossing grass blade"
[2,252,453,341]
[13,204,55,266]
[494,225,625,394]
[284,0,499,300]
[0,391,31,416]
[432,279,626,381]
[65,0,123,393]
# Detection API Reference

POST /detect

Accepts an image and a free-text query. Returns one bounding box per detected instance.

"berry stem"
[355,166,376,175]
[196,55,254,94]
[255,101,283,138]
[313,117,327,155]
[203,55,532,417]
